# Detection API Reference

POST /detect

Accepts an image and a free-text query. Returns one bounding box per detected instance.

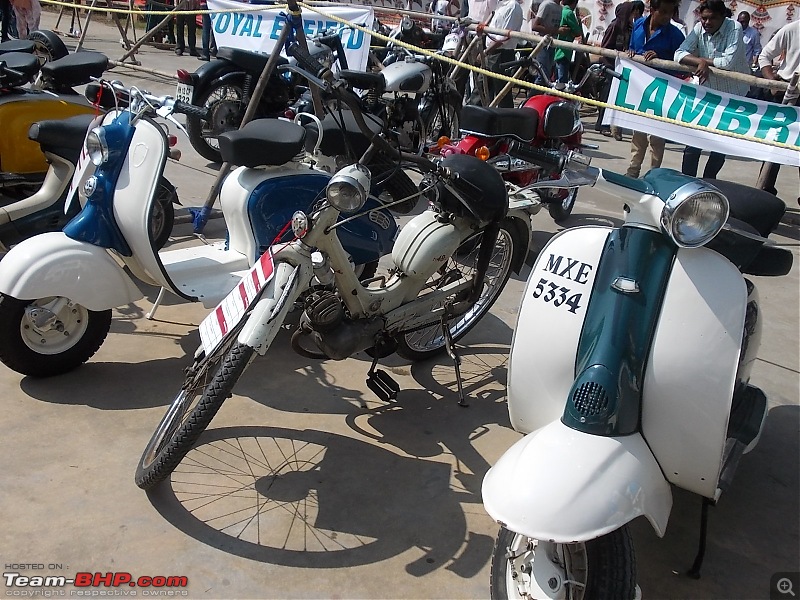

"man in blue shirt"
[625,0,685,178]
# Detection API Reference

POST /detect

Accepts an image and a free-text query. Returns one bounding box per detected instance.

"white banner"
[605,58,800,167]
[206,0,374,72]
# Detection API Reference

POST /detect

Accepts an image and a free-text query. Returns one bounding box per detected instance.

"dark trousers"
[468,48,516,108]
[0,0,12,42]
[145,1,175,43]
[200,13,216,57]
[681,146,726,178]
[176,12,196,52]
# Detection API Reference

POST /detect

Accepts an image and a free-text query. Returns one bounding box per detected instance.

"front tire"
[490,526,637,600]
[421,95,461,151]
[185,78,245,163]
[135,341,255,490]
[395,219,517,361]
[0,295,112,377]
[545,187,578,223]
[150,178,176,249]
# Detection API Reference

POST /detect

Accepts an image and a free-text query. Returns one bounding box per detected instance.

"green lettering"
[755,104,798,144]
[613,68,636,110]
[638,78,668,116]
[667,85,721,127]
[716,99,758,135]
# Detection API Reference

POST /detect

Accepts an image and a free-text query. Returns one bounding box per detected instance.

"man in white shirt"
[469,0,523,106]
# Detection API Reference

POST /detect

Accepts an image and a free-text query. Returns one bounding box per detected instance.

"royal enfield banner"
[604,58,800,167]
[205,0,374,72]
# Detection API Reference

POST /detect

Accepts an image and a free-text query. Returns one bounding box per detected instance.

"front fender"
[482,420,673,543]
[0,232,143,310]
[190,60,243,101]
[505,209,532,273]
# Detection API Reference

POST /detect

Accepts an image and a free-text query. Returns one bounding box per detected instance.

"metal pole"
[117,0,189,64]
[488,36,548,108]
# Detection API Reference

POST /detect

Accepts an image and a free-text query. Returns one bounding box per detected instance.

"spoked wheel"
[544,187,579,223]
[421,97,460,151]
[0,295,111,377]
[395,219,518,361]
[135,339,255,490]
[490,526,637,600]
[185,80,245,163]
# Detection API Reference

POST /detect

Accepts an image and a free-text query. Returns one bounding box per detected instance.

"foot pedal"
[366,368,400,402]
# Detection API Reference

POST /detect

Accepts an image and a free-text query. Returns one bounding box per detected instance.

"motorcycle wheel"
[185,78,245,163]
[395,219,518,361]
[545,187,578,223]
[0,295,112,377]
[29,30,69,65]
[490,525,636,600]
[135,340,255,490]
[368,154,420,214]
[150,179,176,250]
[420,96,460,151]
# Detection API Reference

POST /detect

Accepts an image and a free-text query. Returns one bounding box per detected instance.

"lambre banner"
[205,0,374,72]
[604,58,800,167]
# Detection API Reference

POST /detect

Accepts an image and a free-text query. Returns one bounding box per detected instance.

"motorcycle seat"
[0,52,39,87]
[29,113,97,163]
[40,51,108,89]
[218,118,306,167]
[301,110,384,158]
[338,70,386,94]
[215,47,287,74]
[459,106,538,143]
[0,40,35,55]
[702,179,786,238]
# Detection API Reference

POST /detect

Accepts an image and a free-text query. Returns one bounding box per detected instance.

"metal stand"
[686,497,713,579]
[441,308,468,407]
[74,0,141,59]
[145,287,167,320]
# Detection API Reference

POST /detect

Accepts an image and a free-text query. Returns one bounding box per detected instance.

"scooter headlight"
[326,164,371,213]
[660,181,729,248]
[85,127,109,166]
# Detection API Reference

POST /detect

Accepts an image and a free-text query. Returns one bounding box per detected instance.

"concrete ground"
[1,10,798,599]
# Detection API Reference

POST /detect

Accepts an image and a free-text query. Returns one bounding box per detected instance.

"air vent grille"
[572,382,609,416]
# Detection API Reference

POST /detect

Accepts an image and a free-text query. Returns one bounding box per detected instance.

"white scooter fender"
[0,232,143,310]
[482,420,673,543]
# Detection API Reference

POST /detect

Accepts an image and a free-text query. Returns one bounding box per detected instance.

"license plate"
[199,249,275,355]
[65,114,105,211]
[175,82,193,104]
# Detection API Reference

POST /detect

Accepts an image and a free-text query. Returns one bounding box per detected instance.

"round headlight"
[85,127,109,166]
[326,164,371,213]
[660,181,729,248]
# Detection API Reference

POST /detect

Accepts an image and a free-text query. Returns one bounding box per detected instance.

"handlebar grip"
[498,58,529,71]
[605,67,624,79]
[507,142,565,171]
[173,100,210,120]
[287,42,327,79]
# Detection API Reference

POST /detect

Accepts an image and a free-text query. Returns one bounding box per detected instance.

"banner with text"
[604,58,800,167]
[206,0,374,72]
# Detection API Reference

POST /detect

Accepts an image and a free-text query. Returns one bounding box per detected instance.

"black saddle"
[338,70,385,93]
[29,113,97,163]
[460,106,539,142]
[218,118,306,167]
[0,40,35,55]
[301,110,383,158]
[40,51,108,89]
[0,52,40,87]
[216,47,287,74]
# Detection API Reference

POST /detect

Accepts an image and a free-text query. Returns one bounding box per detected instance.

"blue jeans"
[555,58,570,84]
[201,13,216,57]
[534,47,554,87]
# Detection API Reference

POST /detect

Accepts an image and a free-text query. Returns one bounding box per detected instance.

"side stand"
[441,310,468,407]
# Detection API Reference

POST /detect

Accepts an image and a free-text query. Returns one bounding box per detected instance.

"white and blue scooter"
[480,149,792,599]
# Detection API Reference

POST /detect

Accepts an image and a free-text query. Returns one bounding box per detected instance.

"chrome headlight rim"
[85,126,109,166]
[660,180,729,248]
[326,163,371,213]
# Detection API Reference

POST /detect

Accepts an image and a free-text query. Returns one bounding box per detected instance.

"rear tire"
[490,525,637,600]
[29,30,69,64]
[185,78,245,163]
[395,219,517,361]
[421,96,460,151]
[0,294,111,377]
[135,341,255,490]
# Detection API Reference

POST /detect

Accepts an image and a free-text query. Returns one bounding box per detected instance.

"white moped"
[481,149,793,599]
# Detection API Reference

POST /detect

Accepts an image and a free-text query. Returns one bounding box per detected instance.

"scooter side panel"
[0,231,143,310]
[507,226,611,434]
[643,246,746,498]
[482,420,673,542]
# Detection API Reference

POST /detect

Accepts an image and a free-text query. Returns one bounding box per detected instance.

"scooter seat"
[302,110,384,158]
[216,47,287,74]
[0,52,39,87]
[0,40,35,54]
[39,51,109,89]
[218,118,306,167]
[339,70,386,93]
[459,106,539,142]
[29,113,97,163]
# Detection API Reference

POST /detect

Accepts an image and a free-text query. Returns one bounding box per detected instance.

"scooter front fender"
[0,232,143,310]
[482,420,673,543]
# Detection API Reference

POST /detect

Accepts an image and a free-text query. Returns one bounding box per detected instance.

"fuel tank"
[381,60,431,94]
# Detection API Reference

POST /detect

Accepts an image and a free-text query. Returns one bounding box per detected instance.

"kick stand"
[145,287,166,320]
[441,313,468,407]
[686,497,713,579]
[366,355,400,402]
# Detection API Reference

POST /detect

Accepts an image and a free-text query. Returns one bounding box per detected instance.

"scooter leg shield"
[0,232,143,311]
[482,420,673,544]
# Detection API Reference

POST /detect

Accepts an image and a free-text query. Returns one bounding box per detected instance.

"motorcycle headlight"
[660,181,729,248]
[85,127,109,166]
[326,164,371,213]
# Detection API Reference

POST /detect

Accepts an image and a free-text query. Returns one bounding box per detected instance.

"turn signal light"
[476,146,490,161]
[437,136,450,148]
[168,135,178,147]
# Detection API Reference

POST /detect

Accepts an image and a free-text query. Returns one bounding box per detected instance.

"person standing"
[737,11,761,67]
[197,0,216,61]
[175,0,198,56]
[529,0,562,85]
[469,0,523,107]
[0,0,12,42]
[9,0,39,39]
[553,0,583,84]
[674,0,750,178]
[625,0,684,178]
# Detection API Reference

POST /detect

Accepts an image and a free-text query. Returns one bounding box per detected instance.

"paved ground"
[1,10,798,600]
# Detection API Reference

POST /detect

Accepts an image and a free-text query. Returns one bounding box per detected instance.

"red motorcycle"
[439,62,616,222]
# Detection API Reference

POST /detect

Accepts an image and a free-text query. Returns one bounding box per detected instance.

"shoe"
[189,49,198,57]
[601,130,613,137]
[197,54,210,61]
[613,131,623,141]
[174,48,184,56]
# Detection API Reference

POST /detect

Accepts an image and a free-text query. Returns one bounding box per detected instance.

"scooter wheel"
[0,295,111,377]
